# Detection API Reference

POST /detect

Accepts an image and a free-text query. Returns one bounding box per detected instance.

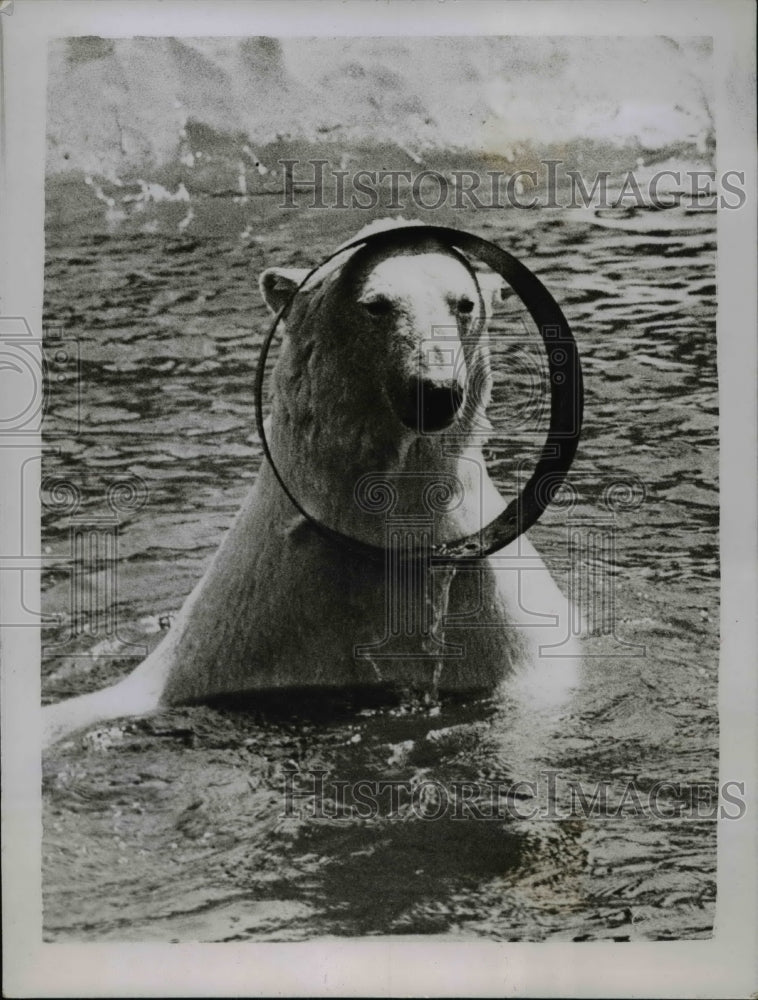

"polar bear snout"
[400,374,465,433]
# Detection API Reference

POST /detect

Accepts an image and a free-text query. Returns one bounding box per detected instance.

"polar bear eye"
[457,296,475,315]
[362,296,393,318]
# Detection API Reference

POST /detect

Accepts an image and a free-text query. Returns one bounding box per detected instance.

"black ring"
[254,224,583,563]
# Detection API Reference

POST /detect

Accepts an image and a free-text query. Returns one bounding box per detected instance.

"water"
[41,201,718,941]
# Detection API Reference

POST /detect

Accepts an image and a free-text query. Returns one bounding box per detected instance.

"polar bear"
[42,221,581,748]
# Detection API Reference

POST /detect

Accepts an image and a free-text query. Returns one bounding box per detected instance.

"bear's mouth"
[399,378,465,433]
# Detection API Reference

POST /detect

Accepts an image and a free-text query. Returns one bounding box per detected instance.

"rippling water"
[41,202,718,941]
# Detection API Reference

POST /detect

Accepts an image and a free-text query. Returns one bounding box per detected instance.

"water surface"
[42,202,718,941]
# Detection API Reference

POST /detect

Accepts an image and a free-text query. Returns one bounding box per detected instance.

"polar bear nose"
[401,376,465,433]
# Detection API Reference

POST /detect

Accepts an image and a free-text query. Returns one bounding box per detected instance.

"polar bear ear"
[259,267,310,314]
[476,271,508,315]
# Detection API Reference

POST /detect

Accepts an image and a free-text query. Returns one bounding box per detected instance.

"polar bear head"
[259,222,504,485]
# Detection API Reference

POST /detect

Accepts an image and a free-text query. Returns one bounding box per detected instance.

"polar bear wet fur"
[43,221,581,747]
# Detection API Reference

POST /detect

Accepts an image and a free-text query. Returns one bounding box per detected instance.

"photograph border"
[2,1,756,996]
